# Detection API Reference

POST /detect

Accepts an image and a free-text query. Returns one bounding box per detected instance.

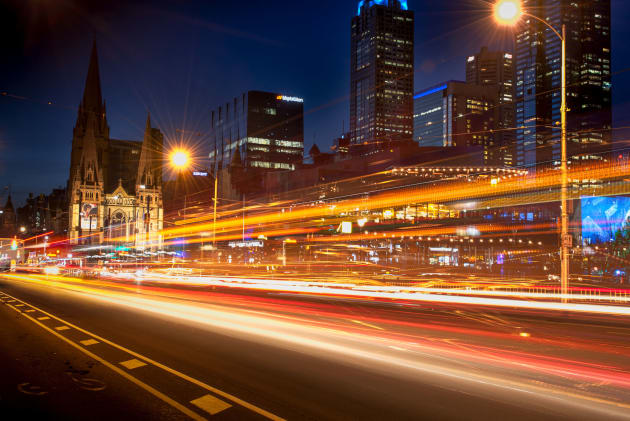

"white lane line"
[80,339,99,346]
[191,394,232,415]
[24,309,35,313]
[120,359,147,370]
[37,316,50,320]
[55,326,70,331]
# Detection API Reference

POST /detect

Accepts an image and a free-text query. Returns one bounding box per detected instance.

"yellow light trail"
[91,159,630,250]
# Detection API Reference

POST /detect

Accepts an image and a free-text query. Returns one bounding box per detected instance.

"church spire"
[136,111,163,189]
[73,39,109,143]
[82,39,104,113]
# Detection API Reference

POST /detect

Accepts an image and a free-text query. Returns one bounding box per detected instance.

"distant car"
[547,274,560,281]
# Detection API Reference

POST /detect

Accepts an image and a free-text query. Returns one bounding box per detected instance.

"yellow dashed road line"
[2,296,207,421]
[120,359,148,370]
[191,394,232,416]
[0,291,285,421]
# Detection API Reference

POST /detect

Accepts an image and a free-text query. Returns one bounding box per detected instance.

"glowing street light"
[492,0,569,301]
[170,149,190,170]
[494,0,522,26]
[169,148,191,256]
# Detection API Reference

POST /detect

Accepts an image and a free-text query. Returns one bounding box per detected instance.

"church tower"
[135,113,164,250]
[70,40,109,178]
[67,41,165,250]
[68,40,107,244]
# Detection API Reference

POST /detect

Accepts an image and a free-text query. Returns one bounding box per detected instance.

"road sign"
[562,234,573,248]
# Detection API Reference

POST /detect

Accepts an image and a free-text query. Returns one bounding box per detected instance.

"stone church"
[68,41,164,249]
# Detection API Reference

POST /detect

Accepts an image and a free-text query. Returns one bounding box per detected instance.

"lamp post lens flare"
[494,0,522,25]
[170,150,190,169]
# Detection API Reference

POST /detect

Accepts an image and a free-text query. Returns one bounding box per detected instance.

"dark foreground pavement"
[0,295,187,420]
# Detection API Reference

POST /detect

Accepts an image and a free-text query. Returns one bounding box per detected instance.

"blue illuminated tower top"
[357,0,408,15]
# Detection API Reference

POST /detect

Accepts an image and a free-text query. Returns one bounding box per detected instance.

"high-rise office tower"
[209,91,304,172]
[514,0,611,168]
[413,81,498,164]
[466,46,515,166]
[350,0,414,146]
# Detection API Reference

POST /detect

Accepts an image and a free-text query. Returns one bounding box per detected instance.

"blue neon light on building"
[413,84,447,100]
[357,0,407,15]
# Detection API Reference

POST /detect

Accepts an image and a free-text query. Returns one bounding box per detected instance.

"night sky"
[2,0,630,205]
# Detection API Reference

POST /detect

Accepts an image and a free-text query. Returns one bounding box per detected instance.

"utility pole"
[560,24,570,303]
[213,175,218,255]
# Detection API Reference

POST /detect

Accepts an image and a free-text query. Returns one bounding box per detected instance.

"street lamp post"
[169,149,219,261]
[170,149,190,257]
[494,0,569,300]
[213,174,218,248]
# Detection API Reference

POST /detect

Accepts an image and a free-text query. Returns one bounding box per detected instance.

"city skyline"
[3,3,630,419]
[2,0,630,205]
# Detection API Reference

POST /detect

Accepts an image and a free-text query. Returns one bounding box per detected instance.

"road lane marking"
[24,309,35,313]
[350,319,384,330]
[80,339,99,346]
[191,394,232,415]
[37,316,50,320]
[1,291,285,421]
[55,326,70,331]
[120,359,147,370]
[15,304,24,307]
[1,295,207,421]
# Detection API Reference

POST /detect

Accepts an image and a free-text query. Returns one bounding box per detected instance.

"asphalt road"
[1,273,630,420]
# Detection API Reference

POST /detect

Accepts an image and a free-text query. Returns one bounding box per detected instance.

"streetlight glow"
[494,0,522,26]
[170,149,190,169]
[491,0,569,301]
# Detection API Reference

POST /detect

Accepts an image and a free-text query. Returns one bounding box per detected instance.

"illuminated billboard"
[80,203,98,230]
[581,196,630,245]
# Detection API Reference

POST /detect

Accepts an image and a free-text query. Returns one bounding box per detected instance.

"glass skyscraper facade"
[413,83,448,147]
[350,0,414,146]
[466,47,515,167]
[514,0,611,169]
[413,81,500,165]
[209,91,304,172]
